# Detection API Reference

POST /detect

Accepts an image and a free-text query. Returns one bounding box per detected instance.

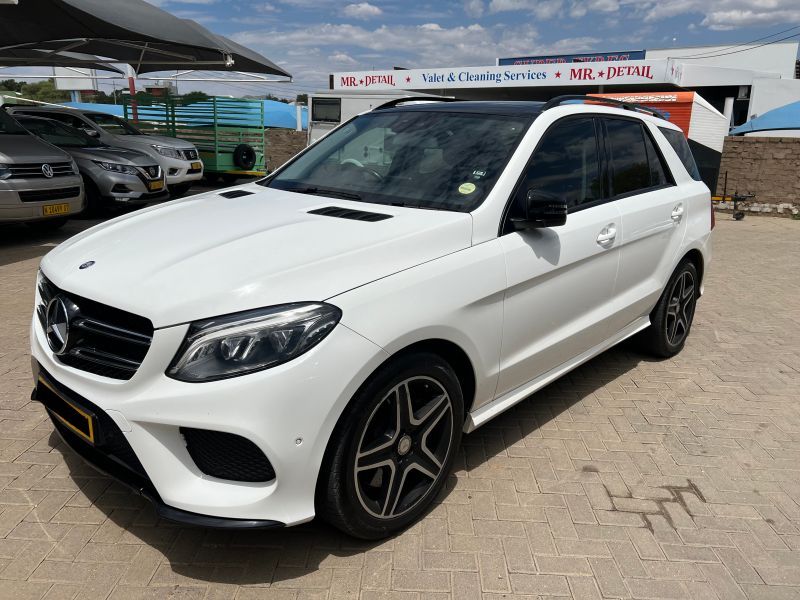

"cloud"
[463,0,485,17]
[330,52,358,64]
[637,0,800,29]
[342,2,383,19]
[256,2,280,12]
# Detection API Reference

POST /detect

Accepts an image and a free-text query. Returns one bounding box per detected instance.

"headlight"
[151,144,181,159]
[167,303,342,382]
[93,161,138,175]
[69,159,79,175]
[0,163,11,180]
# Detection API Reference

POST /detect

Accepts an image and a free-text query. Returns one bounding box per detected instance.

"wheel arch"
[682,248,705,294]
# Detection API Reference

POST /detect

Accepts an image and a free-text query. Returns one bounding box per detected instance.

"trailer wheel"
[232,144,257,170]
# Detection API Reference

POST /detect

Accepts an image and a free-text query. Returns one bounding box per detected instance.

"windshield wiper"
[288,186,363,202]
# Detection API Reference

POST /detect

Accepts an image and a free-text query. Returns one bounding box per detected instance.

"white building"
[328,42,800,127]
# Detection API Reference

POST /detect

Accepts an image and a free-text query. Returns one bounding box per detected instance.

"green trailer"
[123,95,267,181]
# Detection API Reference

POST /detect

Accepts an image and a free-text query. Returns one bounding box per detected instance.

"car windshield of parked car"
[0,110,28,135]
[264,109,533,212]
[19,118,104,148]
[86,113,142,136]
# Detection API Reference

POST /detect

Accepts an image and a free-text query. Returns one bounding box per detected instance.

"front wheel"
[319,352,463,539]
[639,260,699,358]
[169,183,193,199]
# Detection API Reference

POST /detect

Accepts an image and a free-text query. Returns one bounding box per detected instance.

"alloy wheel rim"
[665,270,696,346]
[354,376,454,520]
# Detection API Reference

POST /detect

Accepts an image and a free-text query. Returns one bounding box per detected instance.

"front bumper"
[0,178,84,222]
[158,155,204,186]
[90,169,168,204]
[30,306,388,526]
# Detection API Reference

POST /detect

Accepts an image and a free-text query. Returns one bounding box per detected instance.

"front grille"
[181,428,276,482]
[9,162,74,179]
[19,187,81,203]
[37,274,153,380]
[181,149,198,161]
[37,368,148,481]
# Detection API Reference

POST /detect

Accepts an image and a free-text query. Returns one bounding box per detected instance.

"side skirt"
[465,316,651,433]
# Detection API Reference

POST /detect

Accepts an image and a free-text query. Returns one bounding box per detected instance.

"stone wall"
[265,129,307,172]
[715,136,800,217]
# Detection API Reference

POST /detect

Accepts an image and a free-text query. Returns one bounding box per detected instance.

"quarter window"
[658,126,702,181]
[521,117,603,209]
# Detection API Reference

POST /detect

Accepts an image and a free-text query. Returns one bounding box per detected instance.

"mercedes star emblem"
[79,260,95,270]
[45,296,70,355]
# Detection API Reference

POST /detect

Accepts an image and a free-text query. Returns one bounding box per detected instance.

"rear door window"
[604,119,650,196]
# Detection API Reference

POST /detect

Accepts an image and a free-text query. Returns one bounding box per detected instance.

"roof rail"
[541,95,667,120]
[373,96,459,111]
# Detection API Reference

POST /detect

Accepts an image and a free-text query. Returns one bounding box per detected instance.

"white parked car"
[30,97,712,539]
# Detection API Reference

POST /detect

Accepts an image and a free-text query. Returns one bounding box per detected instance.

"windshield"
[264,109,532,212]
[86,113,142,135]
[0,110,28,135]
[18,118,103,148]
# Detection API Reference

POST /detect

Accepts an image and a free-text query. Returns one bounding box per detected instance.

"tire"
[319,352,464,539]
[232,144,257,170]
[169,183,193,199]
[25,217,67,232]
[204,173,221,184]
[221,174,240,184]
[639,260,699,358]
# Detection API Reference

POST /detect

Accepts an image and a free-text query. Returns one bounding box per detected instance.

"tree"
[296,93,308,105]
[0,79,23,93]
[181,90,210,104]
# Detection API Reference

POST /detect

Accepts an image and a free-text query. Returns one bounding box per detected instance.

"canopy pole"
[126,64,138,121]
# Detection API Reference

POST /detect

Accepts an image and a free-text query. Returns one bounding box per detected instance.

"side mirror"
[511,189,568,230]
[83,128,99,137]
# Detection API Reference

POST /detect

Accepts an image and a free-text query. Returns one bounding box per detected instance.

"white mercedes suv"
[31,97,712,539]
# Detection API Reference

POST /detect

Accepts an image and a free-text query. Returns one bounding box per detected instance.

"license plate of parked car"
[42,203,70,216]
[149,180,164,191]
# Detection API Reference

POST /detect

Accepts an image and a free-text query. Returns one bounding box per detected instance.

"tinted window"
[642,128,671,187]
[605,119,650,196]
[0,110,26,135]
[659,127,702,181]
[86,113,142,135]
[521,117,602,209]
[17,118,102,148]
[267,110,531,212]
[28,111,87,130]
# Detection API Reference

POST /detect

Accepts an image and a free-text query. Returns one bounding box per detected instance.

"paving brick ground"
[1,212,799,599]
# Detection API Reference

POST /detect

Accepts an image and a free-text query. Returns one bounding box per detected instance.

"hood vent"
[308,206,392,222]
[218,189,254,199]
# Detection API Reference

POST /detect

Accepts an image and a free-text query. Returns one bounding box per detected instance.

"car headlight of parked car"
[151,144,181,159]
[167,303,342,382]
[94,161,139,175]
[0,163,11,180]
[69,159,79,175]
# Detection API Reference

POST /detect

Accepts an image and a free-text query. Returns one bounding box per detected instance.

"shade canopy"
[0,0,290,77]
[0,49,124,73]
[730,101,800,135]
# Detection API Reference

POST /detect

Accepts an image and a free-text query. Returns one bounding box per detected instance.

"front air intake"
[181,428,276,482]
[218,189,254,199]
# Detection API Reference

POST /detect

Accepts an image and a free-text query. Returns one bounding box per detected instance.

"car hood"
[67,146,156,165]
[41,184,473,328]
[0,134,70,163]
[110,133,195,150]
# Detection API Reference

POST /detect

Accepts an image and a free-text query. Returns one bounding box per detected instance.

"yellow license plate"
[149,180,164,191]
[37,377,96,445]
[42,203,70,216]
[191,161,202,170]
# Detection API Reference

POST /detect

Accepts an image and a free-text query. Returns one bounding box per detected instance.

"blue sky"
[142,0,800,98]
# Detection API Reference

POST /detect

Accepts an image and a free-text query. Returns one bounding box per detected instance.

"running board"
[465,316,651,433]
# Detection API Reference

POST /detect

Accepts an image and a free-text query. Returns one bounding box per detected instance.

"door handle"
[671,203,684,222]
[596,224,617,246]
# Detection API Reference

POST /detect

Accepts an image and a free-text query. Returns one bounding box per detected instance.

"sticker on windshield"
[458,182,477,195]
[472,169,487,179]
